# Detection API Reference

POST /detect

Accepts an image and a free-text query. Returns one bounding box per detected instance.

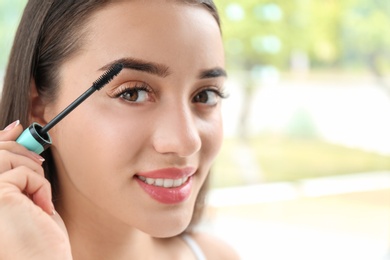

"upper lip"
[136,167,196,179]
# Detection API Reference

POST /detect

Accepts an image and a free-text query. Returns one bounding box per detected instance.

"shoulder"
[189,232,241,260]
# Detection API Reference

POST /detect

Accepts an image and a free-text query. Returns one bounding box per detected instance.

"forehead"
[81,1,224,70]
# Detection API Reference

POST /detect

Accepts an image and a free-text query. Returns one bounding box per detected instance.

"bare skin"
[0,121,71,260]
[0,1,240,259]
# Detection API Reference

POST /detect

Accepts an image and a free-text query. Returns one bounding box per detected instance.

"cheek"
[50,103,149,190]
[199,112,224,166]
[60,107,147,156]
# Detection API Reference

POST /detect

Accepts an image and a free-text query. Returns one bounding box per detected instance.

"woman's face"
[44,1,225,237]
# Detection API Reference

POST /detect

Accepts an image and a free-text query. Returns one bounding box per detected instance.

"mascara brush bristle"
[92,63,124,90]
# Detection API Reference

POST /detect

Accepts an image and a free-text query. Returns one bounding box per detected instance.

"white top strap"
[182,234,207,260]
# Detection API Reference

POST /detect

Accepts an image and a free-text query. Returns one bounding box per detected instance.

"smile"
[135,167,196,204]
[137,176,189,188]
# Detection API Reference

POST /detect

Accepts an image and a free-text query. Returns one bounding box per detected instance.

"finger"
[0,120,23,141]
[0,121,46,163]
[0,141,45,165]
[0,166,53,215]
[0,150,45,177]
[51,210,69,237]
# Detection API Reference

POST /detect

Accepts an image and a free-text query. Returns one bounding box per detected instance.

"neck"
[56,195,155,260]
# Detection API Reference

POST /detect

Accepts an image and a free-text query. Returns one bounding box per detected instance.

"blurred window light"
[225,3,245,21]
[254,3,283,21]
[251,65,280,84]
[252,35,282,54]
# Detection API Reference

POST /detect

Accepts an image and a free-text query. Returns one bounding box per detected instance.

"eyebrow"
[99,57,227,79]
[199,67,227,79]
[99,57,170,78]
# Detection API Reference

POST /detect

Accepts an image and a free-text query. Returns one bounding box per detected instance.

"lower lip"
[135,177,193,204]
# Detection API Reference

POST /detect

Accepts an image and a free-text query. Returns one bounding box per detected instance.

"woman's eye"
[120,88,149,102]
[108,83,152,103]
[193,89,224,105]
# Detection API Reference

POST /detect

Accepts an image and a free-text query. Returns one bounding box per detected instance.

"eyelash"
[108,82,228,103]
[108,82,151,99]
[201,88,228,99]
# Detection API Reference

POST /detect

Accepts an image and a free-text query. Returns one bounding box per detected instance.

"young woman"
[0,0,239,259]
[0,0,237,260]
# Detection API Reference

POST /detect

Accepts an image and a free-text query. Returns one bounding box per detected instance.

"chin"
[141,220,190,238]
[139,205,195,238]
[148,226,188,238]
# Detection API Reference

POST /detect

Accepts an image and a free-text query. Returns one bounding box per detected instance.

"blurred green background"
[1,0,390,188]
[213,0,390,187]
[1,1,390,259]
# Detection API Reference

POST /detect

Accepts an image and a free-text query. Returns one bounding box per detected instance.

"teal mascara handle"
[16,123,52,154]
[14,64,123,155]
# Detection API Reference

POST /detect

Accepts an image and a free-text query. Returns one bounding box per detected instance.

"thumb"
[51,211,70,238]
[0,120,24,141]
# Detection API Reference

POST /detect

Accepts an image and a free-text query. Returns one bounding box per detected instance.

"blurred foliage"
[1,0,390,73]
[213,0,390,141]
[213,135,390,187]
[214,0,390,74]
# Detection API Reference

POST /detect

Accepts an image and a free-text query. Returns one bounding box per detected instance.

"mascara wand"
[16,63,123,154]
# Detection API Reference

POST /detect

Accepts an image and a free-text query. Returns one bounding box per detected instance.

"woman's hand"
[0,120,72,260]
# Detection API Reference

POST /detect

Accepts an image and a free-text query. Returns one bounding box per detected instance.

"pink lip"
[135,167,196,204]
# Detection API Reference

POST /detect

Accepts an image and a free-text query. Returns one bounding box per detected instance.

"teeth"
[173,178,183,187]
[163,179,174,188]
[146,178,154,185]
[137,176,188,188]
[155,178,164,186]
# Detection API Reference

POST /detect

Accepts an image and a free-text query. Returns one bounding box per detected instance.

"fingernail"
[29,151,45,162]
[4,120,20,131]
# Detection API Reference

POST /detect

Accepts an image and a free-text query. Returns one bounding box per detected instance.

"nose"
[152,103,201,157]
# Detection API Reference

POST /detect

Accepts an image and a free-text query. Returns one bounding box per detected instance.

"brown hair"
[0,0,221,231]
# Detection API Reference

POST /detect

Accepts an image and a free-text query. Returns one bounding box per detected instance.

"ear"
[29,79,48,125]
